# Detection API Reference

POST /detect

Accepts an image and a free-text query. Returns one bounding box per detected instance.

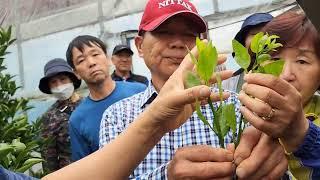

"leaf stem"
[207,97,225,148]
[235,114,244,147]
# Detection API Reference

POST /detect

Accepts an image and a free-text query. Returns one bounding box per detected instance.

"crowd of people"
[0,0,319,179]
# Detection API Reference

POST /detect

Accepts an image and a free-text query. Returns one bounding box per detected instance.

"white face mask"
[51,83,74,100]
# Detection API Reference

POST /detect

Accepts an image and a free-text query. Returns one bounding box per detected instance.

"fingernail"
[234,157,243,165]
[199,87,208,97]
[236,167,246,178]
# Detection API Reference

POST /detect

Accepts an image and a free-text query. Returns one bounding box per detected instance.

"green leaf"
[232,39,251,70]
[196,102,214,132]
[220,105,231,137]
[271,43,283,49]
[258,34,268,53]
[269,34,280,39]
[213,105,226,148]
[257,54,271,64]
[15,149,30,168]
[196,37,206,53]
[0,46,6,55]
[186,71,201,88]
[263,60,285,77]
[0,143,14,157]
[216,73,223,102]
[12,139,26,153]
[186,46,197,65]
[8,39,16,46]
[16,158,44,173]
[213,106,222,137]
[254,65,265,74]
[250,32,264,53]
[1,154,11,168]
[224,104,237,135]
[6,26,12,42]
[197,41,218,84]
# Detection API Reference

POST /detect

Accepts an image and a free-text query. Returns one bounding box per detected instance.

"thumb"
[173,85,211,106]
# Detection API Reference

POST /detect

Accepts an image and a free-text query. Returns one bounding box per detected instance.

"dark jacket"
[111,71,148,86]
[41,97,82,172]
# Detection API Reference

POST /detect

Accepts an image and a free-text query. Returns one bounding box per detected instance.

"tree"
[0,26,46,176]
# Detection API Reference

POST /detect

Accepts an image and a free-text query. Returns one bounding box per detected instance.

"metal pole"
[97,0,105,39]
[14,0,25,88]
[212,0,219,13]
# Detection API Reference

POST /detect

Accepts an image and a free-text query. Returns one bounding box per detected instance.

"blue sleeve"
[69,120,91,161]
[293,121,320,177]
[137,83,147,93]
[0,167,38,180]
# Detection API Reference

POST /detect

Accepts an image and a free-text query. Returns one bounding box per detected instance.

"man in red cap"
[100,0,287,179]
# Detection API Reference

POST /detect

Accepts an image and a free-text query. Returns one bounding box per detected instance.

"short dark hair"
[66,35,107,68]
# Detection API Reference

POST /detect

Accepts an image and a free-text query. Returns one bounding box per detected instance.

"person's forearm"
[43,108,165,180]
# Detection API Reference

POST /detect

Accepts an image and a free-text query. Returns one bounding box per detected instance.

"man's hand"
[168,145,235,180]
[234,126,288,180]
[147,43,233,134]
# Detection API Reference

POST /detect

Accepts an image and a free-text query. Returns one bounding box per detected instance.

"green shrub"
[0,26,47,177]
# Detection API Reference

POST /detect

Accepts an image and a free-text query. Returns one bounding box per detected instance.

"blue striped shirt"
[99,83,241,179]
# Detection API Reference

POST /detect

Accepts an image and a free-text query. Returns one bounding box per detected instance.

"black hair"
[66,35,107,68]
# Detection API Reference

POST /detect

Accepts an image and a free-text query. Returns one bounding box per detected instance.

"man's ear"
[106,55,113,66]
[135,36,144,58]
[111,55,116,65]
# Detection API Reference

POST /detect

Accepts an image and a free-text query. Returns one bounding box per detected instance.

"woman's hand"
[239,73,309,152]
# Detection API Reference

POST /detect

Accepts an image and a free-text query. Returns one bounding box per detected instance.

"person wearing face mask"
[38,58,82,172]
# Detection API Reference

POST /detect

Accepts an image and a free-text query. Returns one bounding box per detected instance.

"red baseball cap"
[139,0,207,34]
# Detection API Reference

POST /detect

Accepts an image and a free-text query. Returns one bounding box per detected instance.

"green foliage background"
[0,26,47,177]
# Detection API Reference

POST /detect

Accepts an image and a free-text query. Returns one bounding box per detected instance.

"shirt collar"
[111,70,133,80]
[138,82,158,109]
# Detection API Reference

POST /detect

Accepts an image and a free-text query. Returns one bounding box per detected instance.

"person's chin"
[91,74,107,83]
[163,65,178,75]
[169,63,180,70]
[120,68,131,71]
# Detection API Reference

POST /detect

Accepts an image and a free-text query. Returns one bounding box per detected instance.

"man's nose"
[168,35,186,49]
[87,57,96,68]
